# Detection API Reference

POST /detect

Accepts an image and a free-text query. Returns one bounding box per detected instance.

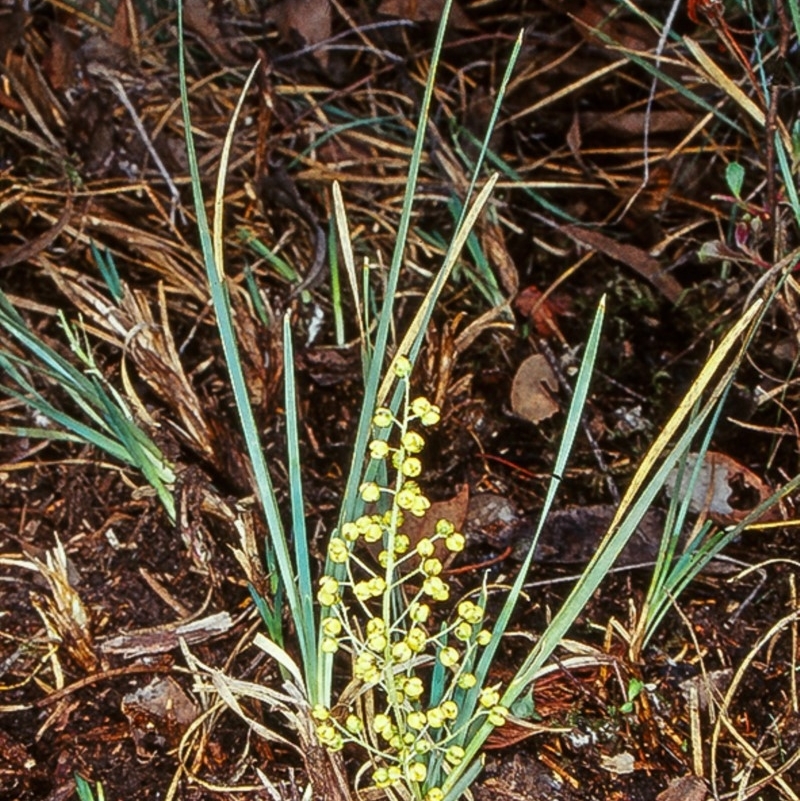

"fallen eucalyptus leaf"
[511,353,559,423]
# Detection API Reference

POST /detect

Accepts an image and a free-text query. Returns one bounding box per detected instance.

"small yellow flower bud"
[373,713,392,735]
[416,538,435,558]
[321,637,339,653]
[422,575,449,601]
[480,687,500,708]
[407,710,427,730]
[407,762,427,783]
[364,521,383,543]
[354,652,378,681]
[373,407,393,428]
[373,767,390,788]
[439,646,459,667]
[434,518,454,537]
[312,704,330,721]
[476,629,492,646]
[441,700,458,719]
[393,533,410,554]
[410,602,430,623]
[421,406,441,426]
[391,640,412,662]
[427,707,445,728]
[457,672,477,690]
[366,617,385,635]
[360,482,381,503]
[396,487,416,510]
[454,621,472,641]
[401,431,426,453]
[401,456,422,477]
[410,495,431,517]
[322,617,342,636]
[445,532,465,552]
[341,522,359,541]
[426,789,444,801]
[404,676,424,699]
[422,557,442,576]
[327,537,349,564]
[345,714,363,734]
[384,508,404,528]
[488,705,509,726]
[316,720,338,747]
[410,397,431,417]
[458,600,484,624]
[445,744,465,765]
[394,355,412,377]
[406,627,427,652]
[369,439,390,459]
[317,576,340,607]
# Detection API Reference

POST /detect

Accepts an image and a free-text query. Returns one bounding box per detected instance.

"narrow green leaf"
[725,161,745,199]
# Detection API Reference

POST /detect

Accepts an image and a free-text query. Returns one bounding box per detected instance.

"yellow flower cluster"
[312,367,507,797]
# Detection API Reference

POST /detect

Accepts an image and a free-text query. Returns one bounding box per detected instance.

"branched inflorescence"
[312,357,507,800]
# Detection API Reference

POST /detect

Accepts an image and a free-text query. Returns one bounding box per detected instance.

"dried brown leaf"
[514,285,569,339]
[664,450,772,525]
[0,196,72,268]
[101,612,233,657]
[0,10,26,61]
[562,224,683,302]
[572,2,656,53]
[481,223,518,296]
[183,0,236,63]
[399,484,470,567]
[656,775,708,801]
[110,0,136,54]
[122,676,199,755]
[42,24,79,92]
[269,0,332,66]
[377,0,475,30]
[510,354,559,424]
[580,109,695,136]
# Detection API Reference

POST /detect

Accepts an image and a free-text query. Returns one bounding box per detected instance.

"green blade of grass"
[0,295,176,519]
[332,180,368,377]
[437,296,605,795]
[336,0,454,529]
[176,6,314,684]
[377,30,524,395]
[443,298,764,798]
[90,241,123,303]
[282,311,318,697]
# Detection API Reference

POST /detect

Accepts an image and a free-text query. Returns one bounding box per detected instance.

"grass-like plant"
[74,773,105,801]
[0,2,796,797]
[0,290,176,521]
[178,1,796,798]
